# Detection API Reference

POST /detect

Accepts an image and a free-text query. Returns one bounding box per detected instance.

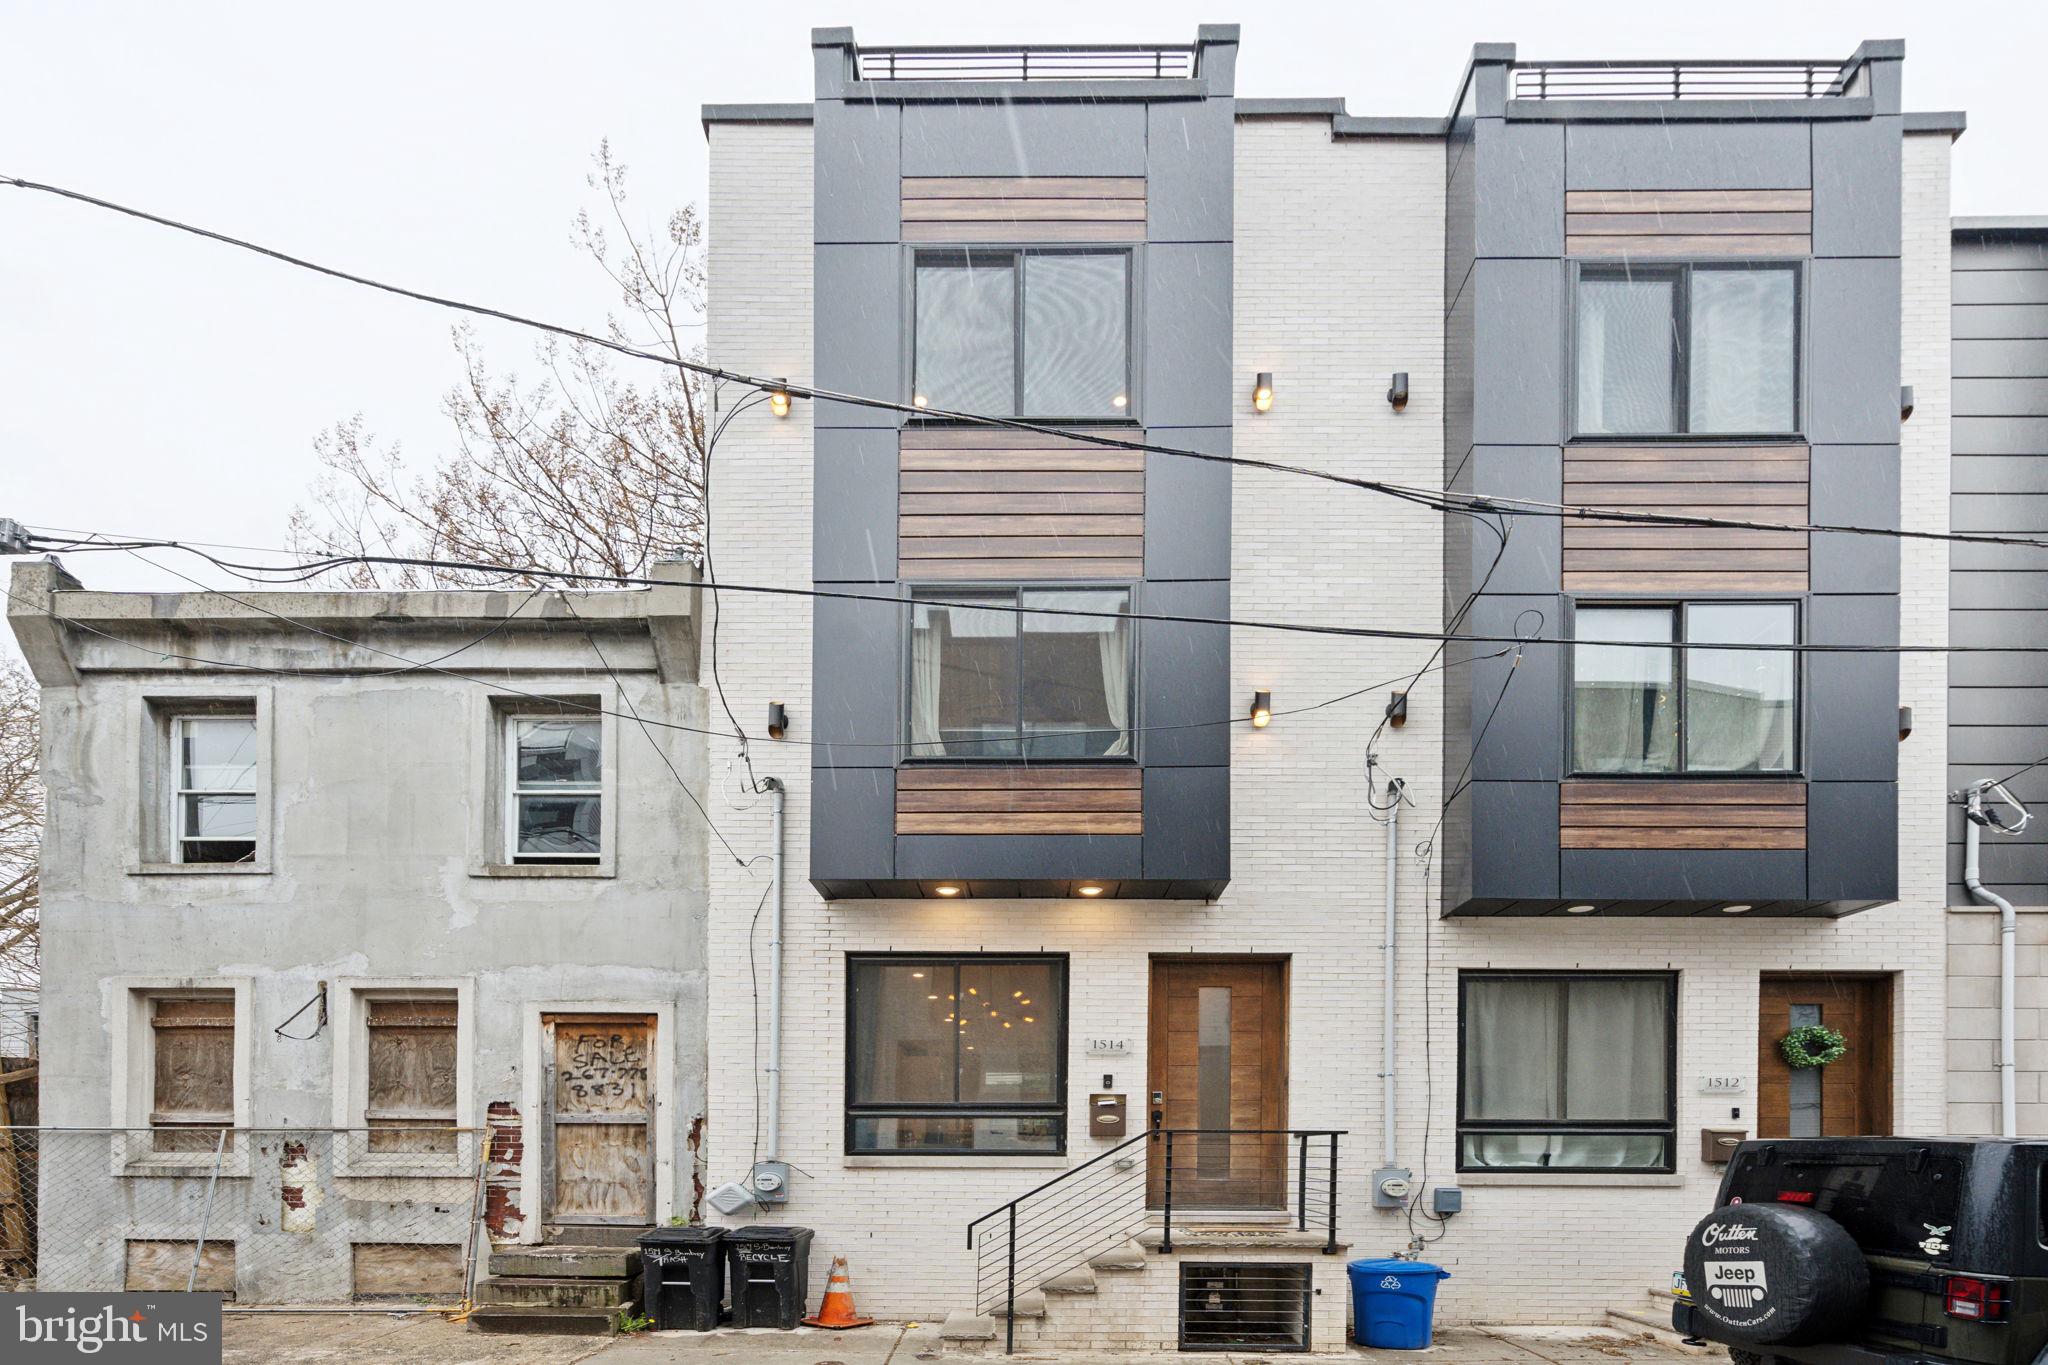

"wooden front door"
[1758,975,1893,1139]
[1148,959,1289,1212]
[543,1014,655,1227]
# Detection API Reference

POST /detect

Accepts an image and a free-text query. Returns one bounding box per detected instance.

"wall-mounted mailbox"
[1091,1093,1128,1138]
[1701,1127,1747,1164]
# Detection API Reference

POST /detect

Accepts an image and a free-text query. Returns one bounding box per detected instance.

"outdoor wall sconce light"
[1251,372,1274,413]
[1388,372,1410,411]
[768,379,792,418]
[767,701,789,740]
[1900,385,1915,421]
[1249,690,1273,728]
[1899,705,1914,741]
[933,883,963,897]
[1385,691,1409,728]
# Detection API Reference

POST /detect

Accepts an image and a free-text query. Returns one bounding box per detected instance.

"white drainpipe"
[765,776,786,1159]
[1964,782,2018,1139]
[1382,780,1403,1168]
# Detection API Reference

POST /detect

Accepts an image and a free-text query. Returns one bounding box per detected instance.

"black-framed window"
[846,955,1067,1155]
[1572,602,1798,776]
[1573,262,1801,437]
[908,587,1134,761]
[1458,972,1677,1173]
[913,249,1132,420]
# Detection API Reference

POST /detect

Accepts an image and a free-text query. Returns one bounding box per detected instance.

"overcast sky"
[3,0,2042,638]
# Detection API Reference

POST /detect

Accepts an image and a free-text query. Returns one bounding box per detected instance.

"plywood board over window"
[150,997,234,1153]
[365,999,459,1154]
[899,427,1144,581]
[902,176,1146,243]
[127,1240,234,1295]
[352,1243,465,1299]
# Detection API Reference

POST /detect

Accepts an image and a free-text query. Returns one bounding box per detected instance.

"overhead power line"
[20,531,2045,658]
[5,174,2043,555]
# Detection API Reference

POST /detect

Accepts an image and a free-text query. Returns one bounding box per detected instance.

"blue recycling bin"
[1349,1258,1451,1349]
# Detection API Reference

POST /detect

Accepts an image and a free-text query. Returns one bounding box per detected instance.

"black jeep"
[1673,1137,2048,1365]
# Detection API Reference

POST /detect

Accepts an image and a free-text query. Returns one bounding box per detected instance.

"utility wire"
[20,532,2034,658]
[5,174,2044,555]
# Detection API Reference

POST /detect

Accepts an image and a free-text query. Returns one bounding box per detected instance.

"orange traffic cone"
[802,1253,875,1329]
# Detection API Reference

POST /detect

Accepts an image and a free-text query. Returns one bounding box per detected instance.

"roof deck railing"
[1511,59,1850,101]
[855,43,1198,82]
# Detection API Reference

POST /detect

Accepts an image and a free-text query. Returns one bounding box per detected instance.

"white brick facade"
[701,116,1956,1328]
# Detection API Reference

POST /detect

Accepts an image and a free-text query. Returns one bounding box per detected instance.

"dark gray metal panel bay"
[1559,848,1807,902]
[809,765,896,882]
[1463,593,1567,782]
[1473,119,1564,259]
[1809,445,1900,593]
[1562,120,1812,191]
[1803,594,1900,782]
[1141,766,1228,883]
[1806,257,1903,446]
[1142,243,1234,428]
[896,834,1142,881]
[1139,578,1229,768]
[1470,258,1566,446]
[1467,780,1560,901]
[815,101,902,245]
[1811,116,1902,259]
[1464,446,1562,592]
[899,102,1148,177]
[814,429,899,582]
[1147,97,1233,244]
[814,244,902,429]
[1144,427,1231,581]
[1805,781,1898,901]
[810,592,901,761]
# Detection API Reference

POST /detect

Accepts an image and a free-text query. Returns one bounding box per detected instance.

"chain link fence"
[1,1128,490,1306]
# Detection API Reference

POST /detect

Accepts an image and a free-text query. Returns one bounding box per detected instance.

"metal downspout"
[765,776,786,1159]
[1383,780,1402,1169]
[1964,785,2018,1139]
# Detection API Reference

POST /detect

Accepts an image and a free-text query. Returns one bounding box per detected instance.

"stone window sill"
[129,863,271,877]
[843,1154,1070,1170]
[472,864,613,879]
[1455,1170,1686,1188]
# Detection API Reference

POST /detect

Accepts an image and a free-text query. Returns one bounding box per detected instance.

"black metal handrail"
[856,44,1198,82]
[966,1126,1345,1354]
[1511,60,1849,101]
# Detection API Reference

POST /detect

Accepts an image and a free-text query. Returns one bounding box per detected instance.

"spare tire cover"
[1682,1202,1869,1346]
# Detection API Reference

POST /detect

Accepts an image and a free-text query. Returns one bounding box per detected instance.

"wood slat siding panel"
[1565,189,1812,259]
[902,175,1147,245]
[899,428,1144,580]
[1562,444,1808,592]
[896,764,1143,835]
[1560,780,1807,850]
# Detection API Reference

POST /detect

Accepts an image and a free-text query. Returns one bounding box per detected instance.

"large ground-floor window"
[846,954,1067,1155]
[1458,971,1677,1173]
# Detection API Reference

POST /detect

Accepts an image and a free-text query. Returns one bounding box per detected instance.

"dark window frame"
[1569,259,1805,441]
[1456,970,1679,1175]
[844,952,1070,1157]
[900,582,1139,766]
[910,246,1138,423]
[1566,598,1803,779]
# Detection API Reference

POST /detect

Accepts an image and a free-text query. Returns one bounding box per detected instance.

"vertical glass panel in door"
[1684,603,1796,772]
[910,597,1020,757]
[915,256,1016,415]
[1020,589,1132,759]
[1788,1004,1823,1138]
[1576,273,1677,434]
[1572,607,1678,773]
[1022,253,1129,417]
[1196,987,1231,1177]
[1689,267,1797,434]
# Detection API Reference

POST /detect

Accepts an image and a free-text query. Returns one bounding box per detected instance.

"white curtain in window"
[1097,623,1131,757]
[1563,979,1670,1121]
[1463,979,1562,1121]
[910,606,944,756]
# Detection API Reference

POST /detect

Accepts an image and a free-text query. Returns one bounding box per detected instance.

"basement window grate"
[1178,1262,1311,1352]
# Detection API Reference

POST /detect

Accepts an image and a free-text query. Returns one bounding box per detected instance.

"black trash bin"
[723,1225,815,1329]
[637,1225,726,1331]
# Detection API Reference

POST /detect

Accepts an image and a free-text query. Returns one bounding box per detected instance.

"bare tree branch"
[0,664,41,993]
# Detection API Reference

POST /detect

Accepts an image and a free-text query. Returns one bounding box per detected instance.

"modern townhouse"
[697,26,1963,1351]
[5,558,709,1318]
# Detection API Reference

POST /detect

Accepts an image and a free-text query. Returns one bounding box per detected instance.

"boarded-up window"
[351,1243,465,1299]
[127,1239,235,1295]
[366,998,458,1153]
[150,997,234,1153]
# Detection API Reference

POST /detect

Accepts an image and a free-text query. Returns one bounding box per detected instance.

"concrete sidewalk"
[223,1315,1715,1363]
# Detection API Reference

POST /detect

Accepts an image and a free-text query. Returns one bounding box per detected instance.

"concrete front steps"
[1603,1287,1713,1355]
[941,1227,1350,1356]
[469,1240,645,1336]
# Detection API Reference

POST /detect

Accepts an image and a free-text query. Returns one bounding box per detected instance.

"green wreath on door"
[1778,1023,1849,1069]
